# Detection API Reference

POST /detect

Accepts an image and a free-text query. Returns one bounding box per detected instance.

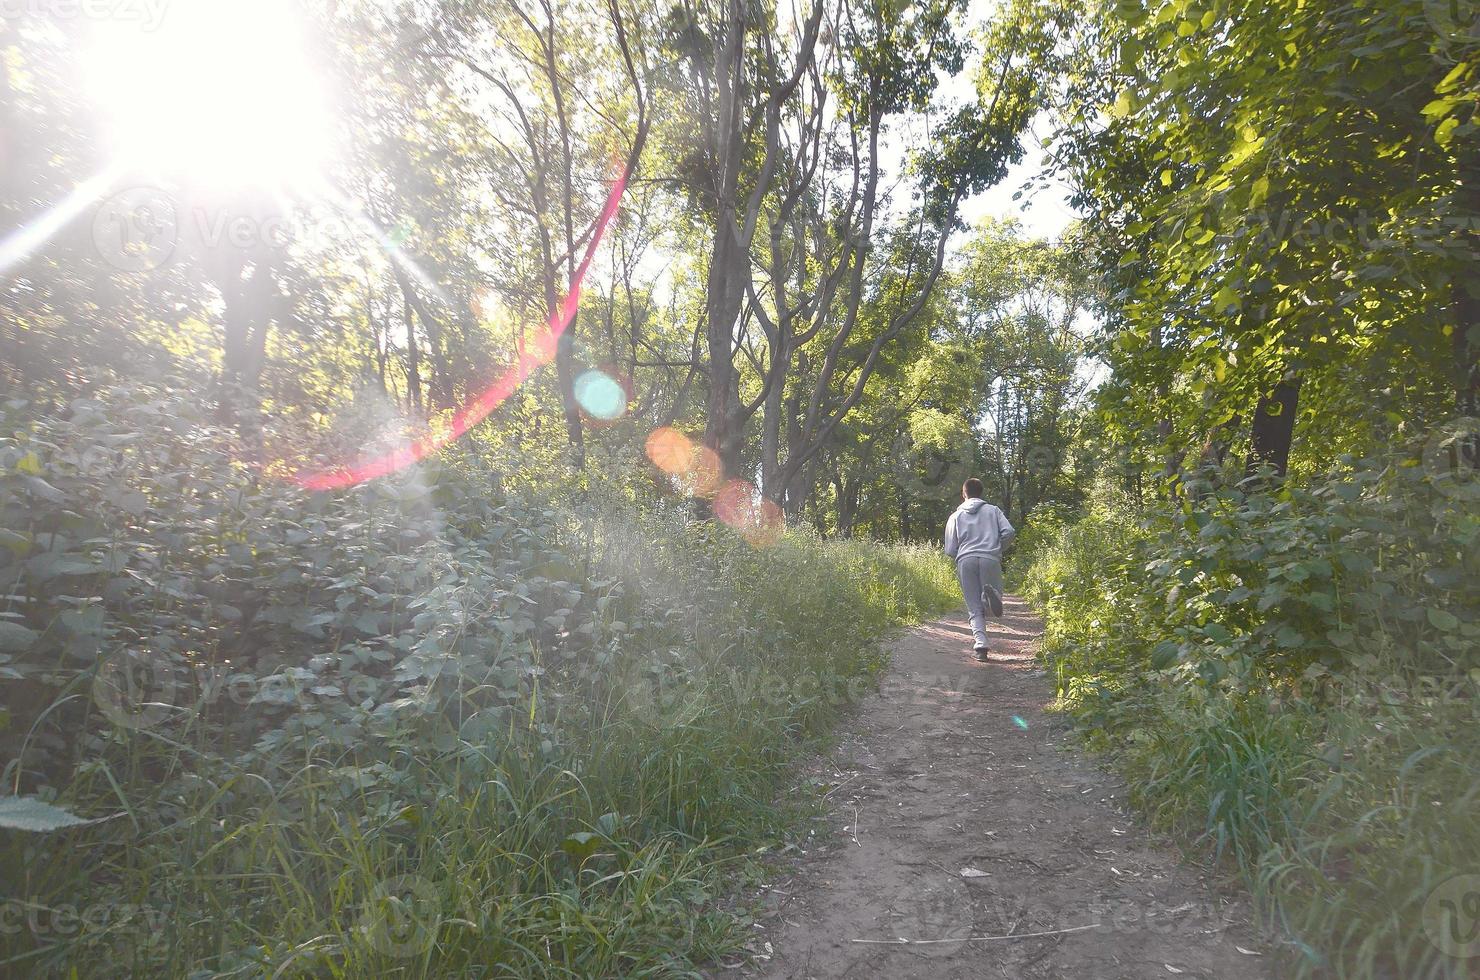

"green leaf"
[1212,286,1241,313]
[0,797,103,832]
[561,831,602,864]
[1201,622,1232,643]
[1436,61,1470,94]
[1150,640,1179,669]
[0,622,38,653]
[0,528,29,556]
[1422,96,1460,122]
[1427,607,1460,632]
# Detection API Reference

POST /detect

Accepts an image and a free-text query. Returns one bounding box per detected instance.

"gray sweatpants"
[956,554,1004,647]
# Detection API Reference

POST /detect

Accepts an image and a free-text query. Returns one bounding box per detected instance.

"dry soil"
[722,597,1273,980]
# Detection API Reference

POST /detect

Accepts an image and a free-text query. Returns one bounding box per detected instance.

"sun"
[84,0,334,192]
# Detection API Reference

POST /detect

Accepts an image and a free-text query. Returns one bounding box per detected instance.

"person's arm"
[997,508,1016,549]
[943,514,959,558]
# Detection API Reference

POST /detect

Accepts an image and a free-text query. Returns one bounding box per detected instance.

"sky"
[958,116,1081,242]
[949,0,1082,243]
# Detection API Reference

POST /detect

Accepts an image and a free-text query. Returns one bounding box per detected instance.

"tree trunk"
[1244,377,1301,479]
[1454,141,1480,470]
[403,294,422,414]
[700,1,749,480]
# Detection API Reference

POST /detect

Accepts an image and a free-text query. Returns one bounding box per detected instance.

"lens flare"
[294,162,633,490]
[646,427,693,475]
[645,428,723,497]
[714,480,784,547]
[685,445,723,499]
[574,369,628,421]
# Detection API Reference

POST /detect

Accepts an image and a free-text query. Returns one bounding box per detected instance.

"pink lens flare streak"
[295,167,632,491]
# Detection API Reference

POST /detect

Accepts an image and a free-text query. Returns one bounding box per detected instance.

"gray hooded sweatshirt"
[943,498,1015,563]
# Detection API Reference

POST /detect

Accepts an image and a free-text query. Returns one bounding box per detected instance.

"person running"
[943,478,1015,660]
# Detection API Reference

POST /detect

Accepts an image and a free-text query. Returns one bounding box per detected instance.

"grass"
[1013,466,1480,979]
[2,520,959,978]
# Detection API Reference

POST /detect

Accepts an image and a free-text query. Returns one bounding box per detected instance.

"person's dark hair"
[963,478,984,499]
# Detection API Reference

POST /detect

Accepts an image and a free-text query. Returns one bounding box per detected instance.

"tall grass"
[1014,457,1480,979]
[4,526,957,978]
[0,385,960,977]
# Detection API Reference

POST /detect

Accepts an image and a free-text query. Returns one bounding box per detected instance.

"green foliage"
[1016,451,1479,978]
[1057,0,1478,475]
[0,797,97,833]
[0,383,957,977]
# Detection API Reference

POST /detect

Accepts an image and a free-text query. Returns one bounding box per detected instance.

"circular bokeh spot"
[646,427,693,475]
[685,445,723,499]
[714,480,784,547]
[645,428,724,498]
[574,369,628,421]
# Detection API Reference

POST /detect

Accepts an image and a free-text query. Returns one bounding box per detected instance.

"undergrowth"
[1014,451,1480,979]
[0,383,959,977]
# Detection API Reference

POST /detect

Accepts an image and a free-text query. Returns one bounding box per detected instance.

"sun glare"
[85,0,333,191]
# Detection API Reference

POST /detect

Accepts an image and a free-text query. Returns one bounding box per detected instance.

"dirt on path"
[725,598,1273,980]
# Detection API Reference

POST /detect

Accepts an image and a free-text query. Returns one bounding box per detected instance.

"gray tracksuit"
[943,498,1015,647]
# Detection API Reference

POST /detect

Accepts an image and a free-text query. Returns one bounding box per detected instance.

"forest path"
[722,599,1273,980]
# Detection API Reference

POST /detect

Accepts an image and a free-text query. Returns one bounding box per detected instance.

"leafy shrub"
[1015,451,1480,979]
[0,382,958,977]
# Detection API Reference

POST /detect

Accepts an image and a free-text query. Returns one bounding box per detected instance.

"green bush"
[0,383,958,977]
[1016,452,1480,979]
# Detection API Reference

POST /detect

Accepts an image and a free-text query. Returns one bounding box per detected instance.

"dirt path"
[726,598,1272,980]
